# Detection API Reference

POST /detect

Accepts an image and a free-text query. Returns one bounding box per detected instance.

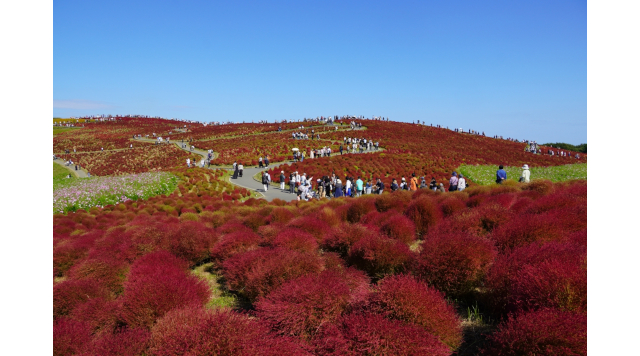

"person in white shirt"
[186,158,191,167]
[521,164,531,183]
[457,174,466,191]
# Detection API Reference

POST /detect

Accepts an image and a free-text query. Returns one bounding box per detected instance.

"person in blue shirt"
[356,176,364,196]
[496,165,507,184]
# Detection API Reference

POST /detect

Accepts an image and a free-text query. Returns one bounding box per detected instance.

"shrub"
[166,221,216,266]
[271,228,319,253]
[483,242,587,316]
[287,216,332,243]
[268,207,296,224]
[375,191,411,212]
[439,196,466,217]
[322,223,371,256]
[344,198,376,223]
[244,212,268,230]
[53,244,88,277]
[312,313,450,356]
[404,195,441,236]
[68,257,129,295]
[70,297,122,334]
[255,269,370,340]
[222,247,324,302]
[53,318,91,356]
[319,206,341,227]
[414,231,497,297]
[210,229,262,264]
[481,309,586,356]
[491,213,565,251]
[379,213,416,244]
[370,274,462,349]
[54,279,111,319]
[347,234,414,278]
[79,328,150,356]
[120,251,210,328]
[149,306,310,356]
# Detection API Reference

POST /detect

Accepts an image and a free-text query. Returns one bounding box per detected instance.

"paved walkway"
[53,158,89,178]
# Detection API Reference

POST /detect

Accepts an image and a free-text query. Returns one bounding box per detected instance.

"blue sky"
[54,0,586,144]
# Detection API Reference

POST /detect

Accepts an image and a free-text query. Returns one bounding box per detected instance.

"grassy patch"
[53,171,178,213]
[53,127,80,135]
[53,162,76,184]
[459,163,587,185]
[191,263,238,310]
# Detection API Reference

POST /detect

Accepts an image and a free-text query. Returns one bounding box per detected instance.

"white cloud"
[53,99,114,110]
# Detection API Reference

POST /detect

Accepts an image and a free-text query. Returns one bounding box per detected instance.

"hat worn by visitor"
[522,164,529,169]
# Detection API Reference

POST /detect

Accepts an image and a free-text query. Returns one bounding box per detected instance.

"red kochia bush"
[268,206,296,224]
[165,221,216,266]
[78,328,151,356]
[271,228,319,253]
[68,257,129,295]
[70,297,122,335]
[344,198,376,223]
[370,275,462,350]
[54,279,111,319]
[439,196,466,217]
[379,213,416,244]
[404,195,441,236]
[415,231,497,297]
[120,251,210,329]
[347,234,414,278]
[255,269,370,340]
[484,242,587,316]
[312,313,450,356]
[222,247,324,302]
[149,306,310,356]
[481,309,587,356]
[287,216,332,242]
[490,213,565,251]
[53,318,92,356]
[209,229,262,263]
[322,223,371,256]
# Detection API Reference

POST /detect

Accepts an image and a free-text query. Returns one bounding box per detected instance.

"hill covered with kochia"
[54,179,586,355]
[53,116,586,355]
[54,117,585,181]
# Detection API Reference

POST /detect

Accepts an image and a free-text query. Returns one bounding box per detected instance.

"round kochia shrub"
[54,279,111,319]
[483,242,587,316]
[210,229,261,263]
[53,318,92,356]
[255,269,370,340]
[149,306,310,356]
[312,313,450,356]
[370,274,462,350]
[347,234,414,278]
[404,195,441,236]
[120,251,210,329]
[379,213,416,244]
[78,327,151,356]
[271,228,319,253]
[414,231,497,297]
[222,247,324,302]
[322,223,371,256]
[490,213,565,251]
[481,309,586,356]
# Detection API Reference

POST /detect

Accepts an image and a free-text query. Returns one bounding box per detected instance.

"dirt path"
[53,158,89,178]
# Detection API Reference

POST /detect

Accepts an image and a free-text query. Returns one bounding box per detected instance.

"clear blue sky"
[54,0,586,144]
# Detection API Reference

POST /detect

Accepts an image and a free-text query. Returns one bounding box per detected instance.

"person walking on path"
[376,178,385,194]
[457,174,466,191]
[438,183,446,192]
[449,172,458,192]
[429,177,437,191]
[280,171,286,190]
[186,158,191,168]
[391,179,399,192]
[496,165,507,184]
[261,171,270,192]
[334,179,344,198]
[289,173,296,194]
[265,156,270,167]
[259,157,263,168]
[356,176,364,197]
[232,164,239,179]
[521,164,530,183]
[410,173,418,191]
[238,163,244,177]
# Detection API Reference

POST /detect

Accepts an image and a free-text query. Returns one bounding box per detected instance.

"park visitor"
[449,172,458,192]
[438,183,446,192]
[238,163,243,177]
[521,164,530,183]
[410,173,418,191]
[280,171,286,190]
[496,165,507,184]
[356,177,363,197]
[457,174,466,191]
